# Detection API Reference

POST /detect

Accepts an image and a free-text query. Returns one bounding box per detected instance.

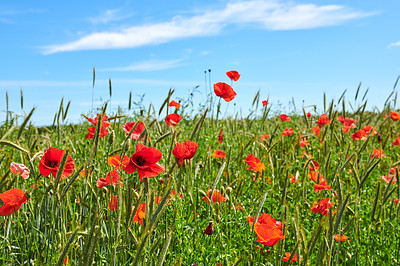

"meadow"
[1,71,400,265]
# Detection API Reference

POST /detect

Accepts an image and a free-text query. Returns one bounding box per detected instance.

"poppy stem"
[215,98,222,127]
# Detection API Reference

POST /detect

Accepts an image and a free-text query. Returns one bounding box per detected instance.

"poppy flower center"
[135,156,146,166]
[46,160,59,169]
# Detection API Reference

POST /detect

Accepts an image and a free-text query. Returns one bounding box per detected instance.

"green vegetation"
[1,82,400,265]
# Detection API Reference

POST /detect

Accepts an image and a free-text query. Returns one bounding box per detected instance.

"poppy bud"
[203,221,213,235]
[108,130,115,145]
[226,187,232,194]
[124,139,131,152]
[377,134,381,144]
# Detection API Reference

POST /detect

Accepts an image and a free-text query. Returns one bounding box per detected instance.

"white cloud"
[100,59,185,72]
[42,0,373,54]
[388,41,400,48]
[88,8,133,24]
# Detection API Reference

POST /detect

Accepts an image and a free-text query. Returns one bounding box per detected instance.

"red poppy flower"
[107,154,130,170]
[133,203,146,225]
[308,171,324,182]
[203,189,226,203]
[309,160,320,171]
[248,212,285,246]
[306,112,312,117]
[39,147,75,179]
[338,116,356,128]
[165,113,182,127]
[316,114,331,128]
[371,148,385,158]
[381,174,397,184]
[213,82,237,102]
[96,170,123,188]
[172,141,198,165]
[390,166,400,175]
[247,213,282,230]
[245,154,265,172]
[283,252,298,263]
[211,150,226,158]
[279,114,291,122]
[108,195,118,211]
[393,138,400,146]
[290,174,300,183]
[218,130,224,143]
[314,179,332,191]
[312,127,321,135]
[10,162,30,179]
[342,126,351,133]
[345,120,357,128]
[254,222,285,247]
[85,114,111,139]
[85,126,110,139]
[154,191,179,206]
[390,111,400,121]
[262,100,269,106]
[300,138,309,147]
[0,189,28,216]
[123,143,165,181]
[88,113,111,126]
[203,221,214,235]
[169,100,181,109]
[282,128,294,137]
[351,129,367,141]
[311,198,334,216]
[362,126,377,136]
[391,137,400,146]
[259,134,269,141]
[334,234,349,242]
[226,70,241,81]
[122,121,146,140]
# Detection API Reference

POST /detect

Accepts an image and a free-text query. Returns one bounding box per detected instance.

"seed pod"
[108,130,115,145]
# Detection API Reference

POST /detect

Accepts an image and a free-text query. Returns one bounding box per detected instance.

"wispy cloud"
[88,8,133,24]
[0,8,45,16]
[388,41,400,48]
[0,7,45,24]
[42,0,373,54]
[0,78,196,88]
[100,58,185,72]
[0,18,12,24]
[0,80,89,87]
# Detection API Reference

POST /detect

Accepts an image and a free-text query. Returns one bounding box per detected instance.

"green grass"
[1,85,400,265]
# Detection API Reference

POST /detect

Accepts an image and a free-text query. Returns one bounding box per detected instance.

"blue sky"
[1,0,399,125]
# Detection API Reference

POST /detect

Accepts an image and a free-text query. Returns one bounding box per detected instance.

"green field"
[1,78,400,265]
